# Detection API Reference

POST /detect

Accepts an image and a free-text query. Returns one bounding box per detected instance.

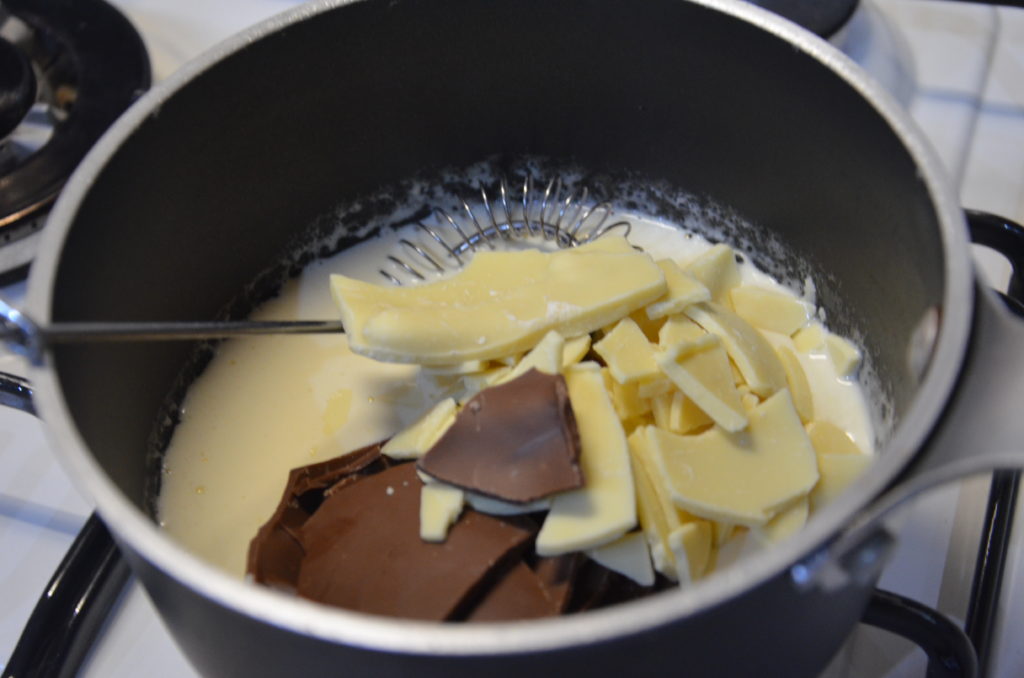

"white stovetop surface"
[2,1,1023,676]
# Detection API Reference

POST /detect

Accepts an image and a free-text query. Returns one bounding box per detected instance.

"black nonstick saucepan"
[3,1,1024,676]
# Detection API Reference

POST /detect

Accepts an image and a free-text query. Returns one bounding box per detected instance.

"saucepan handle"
[965,209,1024,301]
[0,371,35,414]
[798,210,1024,591]
[0,374,129,678]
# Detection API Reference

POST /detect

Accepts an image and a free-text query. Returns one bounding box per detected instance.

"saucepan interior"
[27,0,966,673]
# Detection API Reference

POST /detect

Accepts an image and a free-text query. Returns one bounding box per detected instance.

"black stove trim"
[962,210,1024,677]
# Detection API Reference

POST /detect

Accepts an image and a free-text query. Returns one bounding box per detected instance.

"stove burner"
[747,0,859,38]
[0,0,150,279]
[0,34,35,142]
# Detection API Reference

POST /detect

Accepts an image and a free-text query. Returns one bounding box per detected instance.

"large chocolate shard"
[246,441,387,590]
[417,369,583,503]
[297,463,536,621]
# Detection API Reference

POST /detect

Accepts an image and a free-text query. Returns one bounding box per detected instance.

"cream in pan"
[157,215,874,588]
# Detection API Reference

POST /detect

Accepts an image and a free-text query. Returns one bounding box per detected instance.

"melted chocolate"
[418,369,583,503]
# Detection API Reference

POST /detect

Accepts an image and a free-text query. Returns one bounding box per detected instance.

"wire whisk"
[379,176,633,285]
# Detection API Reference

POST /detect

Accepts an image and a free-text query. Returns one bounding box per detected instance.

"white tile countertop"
[1,2,1023,676]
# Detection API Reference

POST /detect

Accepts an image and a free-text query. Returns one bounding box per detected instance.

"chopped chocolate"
[466,561,561,622]
[246,502,308,592]
[566,559,613,613]
[417,369,583,503]
[566,559,662,613]
[533,553,584,613]
[297,463,536,621]
[598,569,659,608]
[246,441,386,590]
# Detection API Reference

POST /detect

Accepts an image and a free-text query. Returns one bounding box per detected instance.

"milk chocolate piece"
[418,369,583,503]
[466,562,560,622]
[566,560,662,613]
[566,559,614,612]
[533,553,584,613]
[247,441,386,590]
[298,463,535,621]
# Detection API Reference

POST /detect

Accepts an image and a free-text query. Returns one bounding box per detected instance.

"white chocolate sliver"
[536,364,636,555]
[594,317,660,384]
[729,286,812,336]
[380,397,457,460]
[646,259,710,319]
[332,237,666,365]
[656,336,747,433]
[419,481,465,542]
[588,531,655,587]
[685,302,788,398]
[684,243,741,305]
[648,389,819,526]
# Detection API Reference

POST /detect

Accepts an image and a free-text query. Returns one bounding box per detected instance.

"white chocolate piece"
[669,389,713,434]
[752,497,808,545]
[656,336,748,433]
[464,492,551,516]
[740,391,760,411]
[806,420,864,457]
[419,481,465,542]
[646,259,711,319]
[637,375,674,399]
[630,425,693,528]
[658,313,707,350]
[729,286,812,336]
[536,363,636,555]
[685,302,788,398]
[562,334,592,367]
[649,391,673,431]
[729,359,745,385]
[331,236,666,365]
[629,309,665,342]
[712,521,735,547]
[825,333,862,377]
[587,531,655,587]
[648,389,820,526]
[776,346,814,423]
[668,521,712,584]
[684,243,741,305]
[714,527,764,571]
[602,369,649,421]
[810,452,871,511]
[380,397,457,459]
[501,330,565,383]
[793,323,826,353]
[593,318,660,384]
[569,234,640,254]
[630,429,680,578]
[629,428,693,580]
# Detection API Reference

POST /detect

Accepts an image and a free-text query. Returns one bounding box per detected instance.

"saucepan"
[5,0,1024,676]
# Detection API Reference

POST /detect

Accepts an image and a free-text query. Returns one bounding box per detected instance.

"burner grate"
[0,0,150,278]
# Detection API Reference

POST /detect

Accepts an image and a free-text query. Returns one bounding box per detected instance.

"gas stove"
[0,0,149,279]
[1,1,1023,676]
